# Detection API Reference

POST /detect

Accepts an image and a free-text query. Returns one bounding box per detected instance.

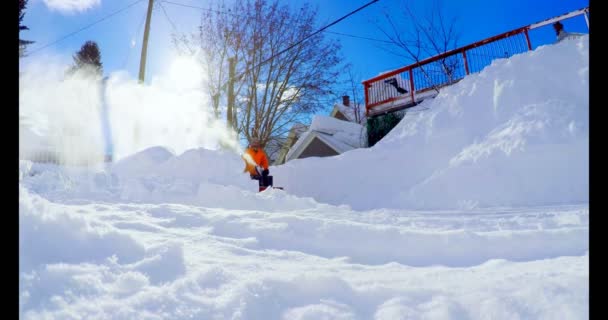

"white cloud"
[43,0,101,14]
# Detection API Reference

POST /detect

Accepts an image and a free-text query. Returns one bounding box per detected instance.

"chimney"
[342,95,350,107]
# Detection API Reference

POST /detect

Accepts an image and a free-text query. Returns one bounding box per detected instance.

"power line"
[158,1,178,32]
[122,5,152,69]
[161,0,382,81]
[27,0,146,56]
[160,0,241,17]
[161,0,389,48]
[158,1,195,53]
[325,31,445,52]
[160,1,429,53]
[325,31,393,44]
[236,0,381,79]
[162,1,392,58]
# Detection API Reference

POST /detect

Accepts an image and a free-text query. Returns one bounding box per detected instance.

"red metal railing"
[363,7,589,116]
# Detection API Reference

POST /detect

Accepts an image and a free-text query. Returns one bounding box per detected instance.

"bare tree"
[328,63,367,125]
[377,0,461,93]
[175,0,343,148]
[173,2,246,120]
[346,68,365,124]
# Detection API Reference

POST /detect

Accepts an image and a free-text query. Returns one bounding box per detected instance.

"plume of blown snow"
[19,52,242,167]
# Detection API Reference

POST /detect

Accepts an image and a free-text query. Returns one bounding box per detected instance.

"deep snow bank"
[273,36,588,210]
[19,146,341,212]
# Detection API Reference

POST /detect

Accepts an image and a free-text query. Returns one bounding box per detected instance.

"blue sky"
[20,0,589,90]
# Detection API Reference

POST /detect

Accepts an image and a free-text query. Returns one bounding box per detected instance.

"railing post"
[408,69,415,103]
[363,81,370,116]
[462,50,470,75]
[524,28,532,50]
[584,9,590,29]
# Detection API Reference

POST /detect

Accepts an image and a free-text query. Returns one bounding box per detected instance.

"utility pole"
[227,57,236,130]
[138,0,154,83]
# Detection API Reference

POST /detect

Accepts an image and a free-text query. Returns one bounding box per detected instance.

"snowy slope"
[19,37,589,319]
[273,36,588,210]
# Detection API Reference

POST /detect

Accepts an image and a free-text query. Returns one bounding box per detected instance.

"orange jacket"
[242,147,269,175]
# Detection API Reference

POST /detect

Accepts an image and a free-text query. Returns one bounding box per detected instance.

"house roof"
[273,123,310,165]
[330,102,366,124]
[285,115,367,162]
[291,123,310,135]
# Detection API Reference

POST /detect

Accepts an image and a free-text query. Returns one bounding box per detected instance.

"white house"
[284,114,367,163]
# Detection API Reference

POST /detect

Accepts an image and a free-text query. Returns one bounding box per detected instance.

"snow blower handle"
[255,166,264,176]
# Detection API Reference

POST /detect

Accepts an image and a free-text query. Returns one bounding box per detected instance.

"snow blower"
[253,166,283,192]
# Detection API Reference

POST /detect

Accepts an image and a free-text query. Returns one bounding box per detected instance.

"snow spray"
[20,53,242,165]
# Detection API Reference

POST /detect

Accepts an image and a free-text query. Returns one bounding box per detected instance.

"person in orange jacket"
[242,138,270,181]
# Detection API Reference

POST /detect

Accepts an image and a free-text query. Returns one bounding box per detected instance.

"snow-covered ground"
[19,36,588,319]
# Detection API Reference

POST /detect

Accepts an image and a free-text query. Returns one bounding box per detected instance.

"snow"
[368,89,439,116]
[19,55,241,165]
[20,36,588,318]
[19,67,106,165]
[558,31,587,42]
[275,36,588,211]
[333,103,366,124]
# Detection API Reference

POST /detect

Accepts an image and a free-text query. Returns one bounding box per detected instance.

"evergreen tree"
[19,0,35,57]
[68,41,103,76]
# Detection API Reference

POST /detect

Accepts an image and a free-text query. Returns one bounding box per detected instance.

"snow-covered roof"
[291,122,308,130]
[290,123,310,135]
[286,115,367,161]
[331,103,366,124]
[273,123,311,165]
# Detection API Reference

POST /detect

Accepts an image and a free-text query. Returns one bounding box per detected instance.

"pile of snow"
[19,146,332,212]
[274,36,588,210]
